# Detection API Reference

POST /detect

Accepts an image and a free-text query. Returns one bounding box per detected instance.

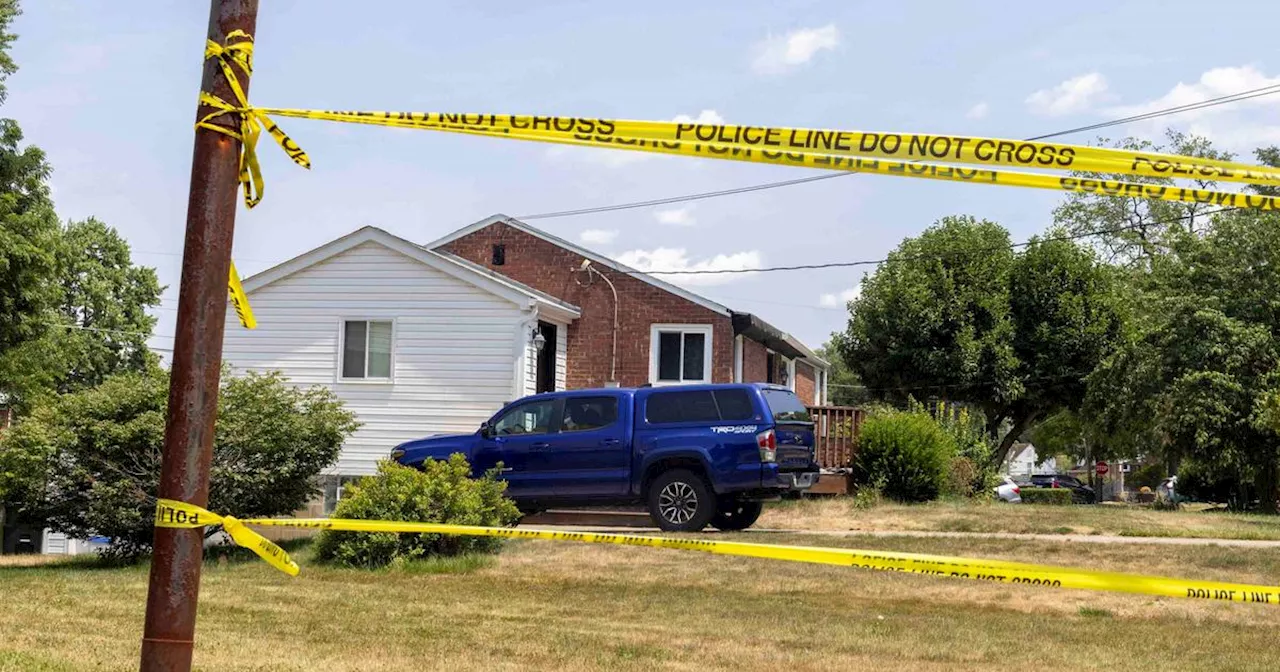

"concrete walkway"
[520,522,1280,548]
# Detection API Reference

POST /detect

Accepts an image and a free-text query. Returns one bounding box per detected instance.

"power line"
[516,83,1280,221]
[633,206,1227,276]
[49,323,175,340]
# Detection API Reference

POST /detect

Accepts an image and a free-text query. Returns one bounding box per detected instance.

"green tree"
[51,218,162,392]
[816,341,870,407]
[0,1,61,410]
[0,368,359,558]
[1053,130,1231,267]
[838,216,1123,465]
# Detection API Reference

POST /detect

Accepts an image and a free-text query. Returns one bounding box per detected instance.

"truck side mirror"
[479,421,493,439]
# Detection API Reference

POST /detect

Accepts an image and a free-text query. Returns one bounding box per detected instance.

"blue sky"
[10,1,1280,353]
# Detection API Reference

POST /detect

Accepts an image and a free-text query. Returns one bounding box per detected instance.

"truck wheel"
[648,470,714,532]
[711,500,763,531]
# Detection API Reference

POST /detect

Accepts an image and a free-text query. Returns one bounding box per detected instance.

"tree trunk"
[1256,461,1279,515]
[989,410,1040,469]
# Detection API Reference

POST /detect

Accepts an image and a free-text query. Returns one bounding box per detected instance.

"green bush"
[0,367,358,560]
[852,411,954,502]
[943,456,980,498]
[314,456,520,568]
[1020,488,1073,505]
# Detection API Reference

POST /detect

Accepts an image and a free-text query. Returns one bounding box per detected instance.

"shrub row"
[1019,488,1073,505]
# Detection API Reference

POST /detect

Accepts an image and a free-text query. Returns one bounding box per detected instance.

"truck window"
[761,389,812,423]
[493,399,556,435]
[560,397,619,432]
[713,389,755,421]
[646,390,719,424]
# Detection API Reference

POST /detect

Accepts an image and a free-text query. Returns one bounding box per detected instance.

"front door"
[535,321,557,394]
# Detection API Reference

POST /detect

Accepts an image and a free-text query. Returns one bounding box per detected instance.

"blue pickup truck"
[391,383,818,531]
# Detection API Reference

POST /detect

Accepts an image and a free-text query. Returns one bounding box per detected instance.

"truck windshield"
[761,389,811,423]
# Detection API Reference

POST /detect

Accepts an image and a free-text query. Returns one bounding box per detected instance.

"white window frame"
[337,318,397,383]
[649,324,714,385]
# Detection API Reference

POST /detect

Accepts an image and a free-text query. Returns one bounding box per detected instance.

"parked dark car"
[1018,474,1095,504]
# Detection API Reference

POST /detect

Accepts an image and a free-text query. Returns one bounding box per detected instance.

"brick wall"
[439,222,733,388]
[741,337,769,383]
[795,361,817,405]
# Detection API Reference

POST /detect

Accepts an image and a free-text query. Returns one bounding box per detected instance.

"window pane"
[367,321,393,378]
[761,389,812,423]
[714,389,755,421]
[682,332,706,380]
[561,397,619,432]
[494,400,556,436]
[342,321,367,378]
[645,391,718,424]
[657,332,682,381]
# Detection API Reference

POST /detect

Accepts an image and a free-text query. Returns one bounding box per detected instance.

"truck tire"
[711,500,763,531]
[648,469,714,532]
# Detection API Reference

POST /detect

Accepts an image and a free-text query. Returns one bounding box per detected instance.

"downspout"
[577,261,619,386]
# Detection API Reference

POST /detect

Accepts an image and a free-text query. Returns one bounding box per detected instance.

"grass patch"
[4,532,1280,670]
[760,498,1280,541]
[386,553,497,575]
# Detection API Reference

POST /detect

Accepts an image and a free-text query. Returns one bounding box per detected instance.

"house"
[1003,442,1057,477]
[221,214,829,508]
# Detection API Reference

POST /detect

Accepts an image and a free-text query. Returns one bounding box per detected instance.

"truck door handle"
[599,438,620,446]
[531,442,550,450]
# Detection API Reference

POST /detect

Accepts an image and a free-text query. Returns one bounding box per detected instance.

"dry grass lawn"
[759,498,1280,539]
[3,531,1280,671]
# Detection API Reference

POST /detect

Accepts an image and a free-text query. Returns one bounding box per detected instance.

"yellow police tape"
[156,499,1280,605]
[259,109,1280,188]
[227,260,256,329]
[251,108,1280,212]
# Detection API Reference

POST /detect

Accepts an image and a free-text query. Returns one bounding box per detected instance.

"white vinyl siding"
[222,240,531,476]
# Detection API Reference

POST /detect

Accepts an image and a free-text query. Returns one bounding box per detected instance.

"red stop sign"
[1096,461,1109,475]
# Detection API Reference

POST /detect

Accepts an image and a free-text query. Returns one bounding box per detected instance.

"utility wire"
[634,206,1227,276]
[517,84,1280,221]
[48,323,175,340]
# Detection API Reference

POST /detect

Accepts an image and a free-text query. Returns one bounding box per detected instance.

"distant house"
[1003,442,1057,477]
[221,214,829,509]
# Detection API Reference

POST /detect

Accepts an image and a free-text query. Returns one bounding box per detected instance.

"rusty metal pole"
[140,1,258,670]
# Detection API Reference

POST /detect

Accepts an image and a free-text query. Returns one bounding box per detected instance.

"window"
[645,390,720,424]
[714,389,756,421]
[650,324,713,384]
[492,244,506,266]
[560,396,619,433]
[341,320,393,379]
[761,389,812,423]
[493,399,556,436]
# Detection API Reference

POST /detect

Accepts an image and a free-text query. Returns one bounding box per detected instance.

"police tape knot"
[195,30,309,210]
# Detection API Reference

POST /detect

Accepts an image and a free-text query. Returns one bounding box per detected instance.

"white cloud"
[578,229,619,245]
[819,285,861,308]
[1025,72,1110,116]
[672,109,725,125]
[751,24,840,75]
[614,248,762,287]
[1102,65,1280,150]
[966,102,989,120]
[544,144,654,168]
[653,207,696,226]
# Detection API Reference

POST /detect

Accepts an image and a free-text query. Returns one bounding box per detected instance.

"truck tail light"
[1013,486,1021,495]
[757,429,777,463]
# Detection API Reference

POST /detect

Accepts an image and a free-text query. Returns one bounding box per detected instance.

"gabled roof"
[425,214,732,317]
[240,225,581,321]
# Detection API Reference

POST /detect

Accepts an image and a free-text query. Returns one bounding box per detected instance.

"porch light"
[532,327,547,353]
